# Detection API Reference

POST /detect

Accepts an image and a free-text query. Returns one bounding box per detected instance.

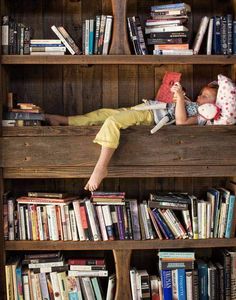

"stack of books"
[2,93,45,127]
[30,39,66,55]
[5,252,115,300]
[82,15,113,55]
[145,2,193,55]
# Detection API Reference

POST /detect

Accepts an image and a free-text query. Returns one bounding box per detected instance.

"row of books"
[130,249,236,299]
[3,93,45,127]
[82,15,113,55]
[5,252,116,300]
[5,184,236,241]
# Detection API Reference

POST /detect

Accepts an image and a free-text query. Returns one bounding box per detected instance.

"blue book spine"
[89,19,94,55]
[152,209,175,239]
[69,293,79,300]
[225,195,236,238]
[15,267,23,300]
[161,270,172,300]
[212,16,221,54]
[177,269,187,300]
[197,260,208,300]
[151,3,187,10]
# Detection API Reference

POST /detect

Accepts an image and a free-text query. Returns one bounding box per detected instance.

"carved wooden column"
[113,249,132,299]
[109,0,131,54]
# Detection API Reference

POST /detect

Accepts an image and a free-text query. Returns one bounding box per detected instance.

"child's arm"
[171,83,198,125]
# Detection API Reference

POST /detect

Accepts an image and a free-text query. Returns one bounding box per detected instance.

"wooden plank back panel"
[2,126,236,167]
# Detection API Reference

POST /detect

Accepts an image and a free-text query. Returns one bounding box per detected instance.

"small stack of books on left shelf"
[5,252,116,300]
[2,93,45,127]
[145,2,193,55]
[30,39,67,56]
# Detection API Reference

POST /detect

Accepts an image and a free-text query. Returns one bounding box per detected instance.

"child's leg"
[68,108,127,126]
[85,109,154,191]
[84,146,115,191]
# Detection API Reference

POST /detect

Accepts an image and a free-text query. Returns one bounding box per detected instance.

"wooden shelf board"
[5,239,236,251]
[2,55,236,65]
[3,166,236,178]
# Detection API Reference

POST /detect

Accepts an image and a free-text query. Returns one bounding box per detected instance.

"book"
[51,25,79,55]
[192,16,209,54]
[4,111,45,121]
[155,71,182,103]
[206,17,213,55]
[57,26,82,55]
[102,15,113,55]
[212,16,221,54]
[145,25,188,34]
[153,49,193,55]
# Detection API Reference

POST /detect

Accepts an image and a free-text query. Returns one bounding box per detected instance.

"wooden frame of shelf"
[2,55,236,65]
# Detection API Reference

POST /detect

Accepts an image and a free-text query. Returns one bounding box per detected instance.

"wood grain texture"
[5,238,236,251]
[113,249,132,300]
[2,126,236,167]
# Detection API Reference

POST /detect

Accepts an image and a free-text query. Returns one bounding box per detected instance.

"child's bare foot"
[84,165,108,191]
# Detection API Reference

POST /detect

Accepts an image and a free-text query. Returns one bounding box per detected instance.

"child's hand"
[171,82,185,102]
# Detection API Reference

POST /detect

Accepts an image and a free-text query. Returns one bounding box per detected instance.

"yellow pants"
[68,106,154,149]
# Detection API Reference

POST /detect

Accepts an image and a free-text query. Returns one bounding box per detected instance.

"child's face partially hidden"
[196,86,217,105]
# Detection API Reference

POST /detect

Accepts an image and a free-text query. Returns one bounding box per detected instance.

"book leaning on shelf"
[51,25,82,55]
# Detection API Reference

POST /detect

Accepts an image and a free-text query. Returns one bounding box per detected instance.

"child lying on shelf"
[45,82,218,192]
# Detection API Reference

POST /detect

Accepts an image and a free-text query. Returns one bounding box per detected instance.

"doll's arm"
[171,83,198,125]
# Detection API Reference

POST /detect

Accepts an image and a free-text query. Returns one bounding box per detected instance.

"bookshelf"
[1,0,236,299]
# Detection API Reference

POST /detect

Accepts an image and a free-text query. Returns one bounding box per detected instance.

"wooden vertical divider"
[109,0,131,54]
[113,249,132,299]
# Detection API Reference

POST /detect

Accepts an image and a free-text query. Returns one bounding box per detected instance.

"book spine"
[190,196,198,239]
[97,15,106,55]
[85,200,101,241]
[96,205,108,241]
[116,205,125,240]
[153,209,174,239]
[206,17,213,55]
[176,269,186,300]
[69,209,79,241]
[89,19,94,55]
[129,200,141,240]
[94,15,101,54]
[227,14,233,54]
[22,274,30,300]
[51,25,75,55]
[125,202,133,240]
[225,195,236,238]
[2,16,9,54]
[79,203,90,240]
[72,200,86,241]
[161,270,172,300]
[102,15,113,55]
[193,16,209,54]
[60,205,68,241]
[110,205,119,239]
[197,261,208,300]
[220,15,228,54]
[50,272,62,300]
[39,273,50,300]
[101,205,115,240]
[186,271,193,300]
[213,16,221,54]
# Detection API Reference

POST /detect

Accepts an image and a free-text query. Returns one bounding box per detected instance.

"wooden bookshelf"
[1,0,236,299]
[2,55,236,65]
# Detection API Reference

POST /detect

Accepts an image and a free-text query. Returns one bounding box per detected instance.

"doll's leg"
[84,109,154,191]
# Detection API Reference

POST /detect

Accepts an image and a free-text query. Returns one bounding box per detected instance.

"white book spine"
[38,273,50,300]
[182,209,193,239]
[144,202,154,239]
[51,25,75,55]
[85,200,100,241]
[36,206,44,240]
[68,270,108,277]
[193,16,209,54]
[130,269,138,300]
[50,205,59,241]
[197,202,202,238]
[81,277,96,300]
[57,272,68,300]
[186,271,193,300]
[8,199,15,240]
[172,269,178,300]
[161,210,180,238]
[28,261,64,269]
[102,205,113,226]
[96,205,108,241]
[69,209,79,241]
[206,202,212,239]
[30,46,66,52]
[64,205,72,240]
[72,200,86,241]
[102,16,113,55]
[20,206,27,240]
[22,274,31,300]
[25,208,31,240]
[206,18,213,55]
[85,19,90,55]
[201,202,207,239]
[218,202,227,238]
[60,205,68,241]
[106,274,116,300]
[50,272,62,300]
